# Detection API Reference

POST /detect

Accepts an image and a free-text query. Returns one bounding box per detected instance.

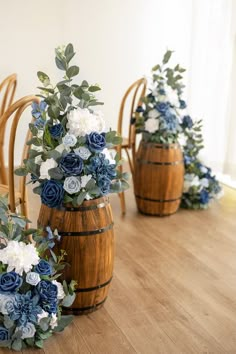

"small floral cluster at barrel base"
[16,43,128,209]
[0,196,76,351]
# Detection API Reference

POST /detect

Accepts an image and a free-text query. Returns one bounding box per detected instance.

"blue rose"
[0,327,9,341]
[37,280,58,314]
[41,180,64,208]
[49,123,63,138]
[179,99,187,109]
[200,189,209,204]
[59,152,83,176]
[87,132,106,152]
[182,115,193,129]
[136,105,144,113]
[0,271,22,293]
[155,102,169,114]
[35,260,52,276]
[97,175,111,195]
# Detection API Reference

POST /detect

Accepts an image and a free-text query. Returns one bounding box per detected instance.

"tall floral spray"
[16,44,128,208]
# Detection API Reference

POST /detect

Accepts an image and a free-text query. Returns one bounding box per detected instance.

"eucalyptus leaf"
[53,315,74,332]
[66,65,79,78]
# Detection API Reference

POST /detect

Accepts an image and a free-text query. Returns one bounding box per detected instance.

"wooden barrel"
[134,141,184,216]
[37,196,114,315]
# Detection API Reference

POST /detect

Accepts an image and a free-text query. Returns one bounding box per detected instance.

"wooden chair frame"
[0,95,40,217]
[116,78,147,214]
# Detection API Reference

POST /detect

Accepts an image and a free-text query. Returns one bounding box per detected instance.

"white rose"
[0,294,15,315]
[145,118,159,133]
[81,174,92,188]
[0,241,39,275]
[62,134,77,147]
[178,133,187,147]
[50,313,58,329]
[63,176,81,194]
[164,85,179,106]
[94,110,106,133]
[26,272,41,286]
[39,158,58,180]
[200,178,209,188]
[19,322,36,339]
[37,310,49,323]
[148,109,159,119]
[52,280,65,300]
[74,146,92,160]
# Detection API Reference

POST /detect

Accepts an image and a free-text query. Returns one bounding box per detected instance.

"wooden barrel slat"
[134,141,184,216]
[37,196,114,314]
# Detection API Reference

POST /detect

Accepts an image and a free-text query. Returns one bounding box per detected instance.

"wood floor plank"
[11,180,235,353]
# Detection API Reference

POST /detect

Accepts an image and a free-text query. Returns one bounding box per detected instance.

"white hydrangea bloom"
[0,240,40,275]
[178,133,187,147]
[63,176,81,194]
[164,85,179,106]
[81,174,92,188]
[67,107,105,137]
[145,118,159,133]
[52,280,65,300]
[148,109,159,119]
[200,166,208,174]
[39,158,58,180]
[50,313,58,329]
[26,272,41,286]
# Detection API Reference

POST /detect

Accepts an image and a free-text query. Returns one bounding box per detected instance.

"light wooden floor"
[2,183,236,354]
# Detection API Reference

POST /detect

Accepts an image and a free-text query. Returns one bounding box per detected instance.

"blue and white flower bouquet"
[0,195,76,351]
[16,43,128,208]
[180,119,223,209]
[135,50,187,143]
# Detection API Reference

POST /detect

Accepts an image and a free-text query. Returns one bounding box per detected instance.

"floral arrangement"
[180,118,223,209]
[135,50,187,143]
[16,43,128,208]
[0,195,76,351]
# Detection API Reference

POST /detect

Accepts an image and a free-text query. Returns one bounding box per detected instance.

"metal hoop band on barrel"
[75,277,113,293]
[136,159,183,166]
[135,195,182,203]
[62,297,107,313]
[59,223,114,237]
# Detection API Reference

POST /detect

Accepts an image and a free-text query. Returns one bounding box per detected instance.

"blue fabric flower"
[182,115,193,129]
[59,152,83,176]
[160,112,178,132]
[179,99,187,109]
[184,155,193,165]
[37,280,58,314]
[87,132,106,152]
[31,101,47,119]
[41,180,64,208]
[35,260,52,276]
[49,123,63,138]
[155,102,169,114]
[34,117,45,129]
[0,326,9,341]
[0,271,22,293]
[87,153,117,180]
[200,189,209,204]
[9,292,42,326]
[136,105,144,113]
[97,175,111,195]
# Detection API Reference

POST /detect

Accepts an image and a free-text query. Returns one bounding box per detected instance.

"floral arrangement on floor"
[180,118,223,209]
[135,50,187,143]
[0,195,76,351]
[16,43,128,208]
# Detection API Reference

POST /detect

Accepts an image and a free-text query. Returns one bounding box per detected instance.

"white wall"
[0,0,192,165]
